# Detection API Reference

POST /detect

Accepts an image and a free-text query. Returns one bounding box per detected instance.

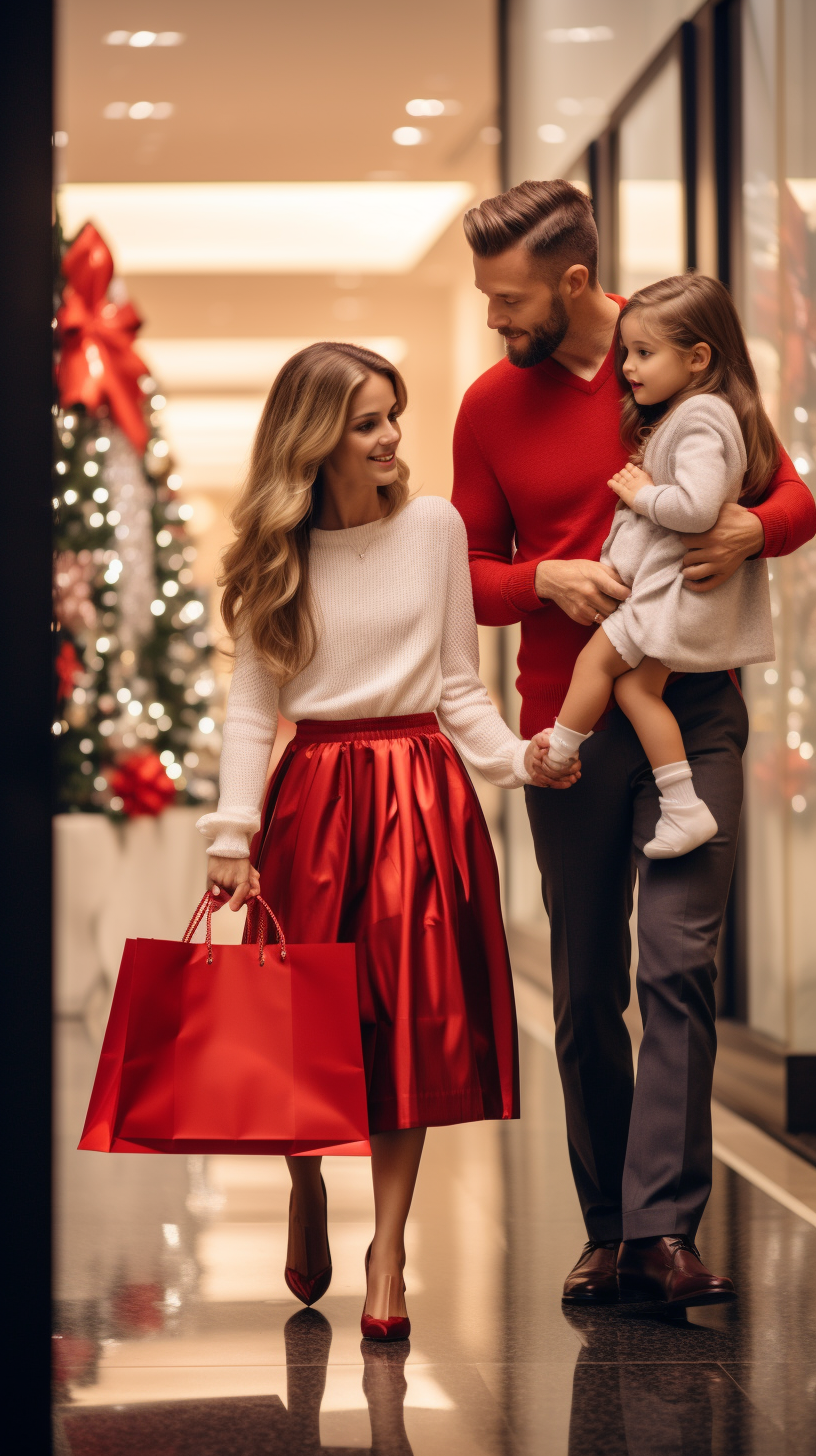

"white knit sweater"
[198,496,531,859]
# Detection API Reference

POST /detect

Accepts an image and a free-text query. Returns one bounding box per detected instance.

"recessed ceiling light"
[103,29,185,48]
[103,102,174,121]
[54,131,69,147]
[545,26,614,43]
[538,123,567,143]
[405,98,461,117]
[393,126,429,147]
[406,98,444,117]
[557,96,607,117]
[57,181,476,274]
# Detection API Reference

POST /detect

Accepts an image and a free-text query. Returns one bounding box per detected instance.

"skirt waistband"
[294,713,439,744]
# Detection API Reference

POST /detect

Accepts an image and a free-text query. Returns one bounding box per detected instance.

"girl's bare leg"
[365,1127,427,1319]
[612,657,685,768]
[556,628,633,736]
[286,1154,329,1276]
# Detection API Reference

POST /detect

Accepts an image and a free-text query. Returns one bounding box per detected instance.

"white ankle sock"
[653,760,699,806]
[548,719,593,765]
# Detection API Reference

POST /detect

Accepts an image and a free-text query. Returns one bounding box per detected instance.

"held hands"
[681,500,765,592]
[525,730,581,789]
[207,856,260,911]
[534,558,631,626]
[608,461,653,508]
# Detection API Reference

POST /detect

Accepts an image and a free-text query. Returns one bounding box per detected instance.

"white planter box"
[53,807,245,1016]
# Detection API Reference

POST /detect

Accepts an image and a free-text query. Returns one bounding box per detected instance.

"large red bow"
[57,223,150,454]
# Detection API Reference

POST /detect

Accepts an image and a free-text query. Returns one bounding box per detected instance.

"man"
[452,179,816,1306]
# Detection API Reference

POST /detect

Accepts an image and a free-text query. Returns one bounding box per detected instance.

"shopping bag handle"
[183,891,287,967]
[246,894,287,965]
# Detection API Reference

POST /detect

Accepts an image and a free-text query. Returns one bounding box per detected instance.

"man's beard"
[502,295,569,368]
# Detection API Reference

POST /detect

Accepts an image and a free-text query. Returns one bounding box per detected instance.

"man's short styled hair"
[463,179,598,286]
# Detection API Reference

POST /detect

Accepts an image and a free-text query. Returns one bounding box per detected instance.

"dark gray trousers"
[525,672,749,1241]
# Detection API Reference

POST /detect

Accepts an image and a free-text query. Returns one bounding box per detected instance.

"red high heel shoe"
[285,1175,332,1307]
[361,1243,411,1342]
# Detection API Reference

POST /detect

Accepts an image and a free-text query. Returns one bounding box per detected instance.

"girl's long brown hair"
[220,341,410,683]
[616,274,779,505]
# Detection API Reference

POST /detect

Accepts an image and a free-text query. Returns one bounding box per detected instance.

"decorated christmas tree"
[53,223,218,818]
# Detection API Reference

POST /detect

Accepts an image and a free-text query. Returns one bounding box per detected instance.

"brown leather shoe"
[562,1239,621,1303]
[617,1236,736,1308]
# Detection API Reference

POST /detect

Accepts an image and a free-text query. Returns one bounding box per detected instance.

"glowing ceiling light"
[129,31,157,48]
[393,126,429,146]
[538,124,568,143]
[57,182,475,274]
[406,99,445,116]
[104,31,131,46]
[140,336,407,391]
[129,101,156,120]
[546,26,614,42]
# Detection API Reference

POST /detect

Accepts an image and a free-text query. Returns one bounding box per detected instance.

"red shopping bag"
[79,892,370,1155]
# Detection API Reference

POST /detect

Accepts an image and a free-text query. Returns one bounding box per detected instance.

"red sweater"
[452,308,816,738]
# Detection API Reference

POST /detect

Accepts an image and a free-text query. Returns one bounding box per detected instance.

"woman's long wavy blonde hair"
[616,273,780,506]
[220,341,410,683]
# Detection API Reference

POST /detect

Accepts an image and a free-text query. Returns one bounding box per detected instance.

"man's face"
[473,246,570,367]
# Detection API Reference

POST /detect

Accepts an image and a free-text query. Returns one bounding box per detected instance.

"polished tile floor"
[54,1003,816,1455]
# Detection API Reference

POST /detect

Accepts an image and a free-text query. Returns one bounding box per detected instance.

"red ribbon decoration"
[57,223,150,454]
[55,640,81,700]
[110,751,177,817]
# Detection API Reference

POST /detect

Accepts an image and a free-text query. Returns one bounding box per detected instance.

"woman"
[198,342,559,1341]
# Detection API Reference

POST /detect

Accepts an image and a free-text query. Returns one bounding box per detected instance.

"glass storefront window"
[617,53,685,296]
[741,0,816,1051]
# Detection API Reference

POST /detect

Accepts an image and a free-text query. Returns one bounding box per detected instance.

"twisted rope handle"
[248,894,287,965]
[182,890,216,964]
[183,890,287,967]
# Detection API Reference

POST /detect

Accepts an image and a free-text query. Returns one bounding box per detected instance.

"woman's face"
[325,372,401,490]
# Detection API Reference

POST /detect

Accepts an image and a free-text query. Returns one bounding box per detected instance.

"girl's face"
[619,312,711,406]
[324,372,401,491]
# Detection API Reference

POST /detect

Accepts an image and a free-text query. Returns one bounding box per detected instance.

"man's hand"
[207,856,260,911]
[525,730,581,789]
[608,461,653,509]
[681,500,765,592]
[534,559,631,625]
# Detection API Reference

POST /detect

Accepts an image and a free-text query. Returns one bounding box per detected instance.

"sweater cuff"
[513,737,532,785]
[630,483,665,522]
[748,505,784,559]
[501,558,545,615]
[196,810,258,860]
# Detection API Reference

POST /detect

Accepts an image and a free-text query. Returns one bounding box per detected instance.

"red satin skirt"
[250,714,520,1134]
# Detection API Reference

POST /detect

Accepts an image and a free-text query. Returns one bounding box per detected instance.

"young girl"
[197,342,556,1341]
[545,274,777,857]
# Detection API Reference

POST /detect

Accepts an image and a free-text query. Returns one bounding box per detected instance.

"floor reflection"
[54,1013,816,1454]
[57,1309,412,1455]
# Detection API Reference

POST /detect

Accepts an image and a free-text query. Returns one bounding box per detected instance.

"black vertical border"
[0,1,54,1448]
[498,0,510,190]
[714,0,743,292]
[681,20,699,270]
